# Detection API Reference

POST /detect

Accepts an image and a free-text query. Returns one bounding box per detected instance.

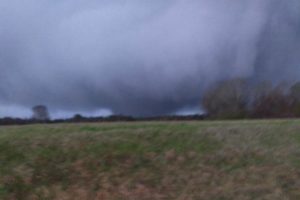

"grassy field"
[1,120,300,199]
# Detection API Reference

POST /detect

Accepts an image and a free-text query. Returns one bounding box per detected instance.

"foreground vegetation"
[1,120,300,199]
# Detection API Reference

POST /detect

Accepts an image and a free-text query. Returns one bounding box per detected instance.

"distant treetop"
[32,105,50,121]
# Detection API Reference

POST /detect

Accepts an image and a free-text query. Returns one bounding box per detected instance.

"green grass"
[1,120,300,199]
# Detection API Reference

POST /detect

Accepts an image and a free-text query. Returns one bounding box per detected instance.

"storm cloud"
[0,0,299,117]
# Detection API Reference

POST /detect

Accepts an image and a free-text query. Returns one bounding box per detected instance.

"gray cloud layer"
[0,0,300,117]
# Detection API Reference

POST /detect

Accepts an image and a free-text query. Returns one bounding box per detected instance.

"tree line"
[1,78,300,125]
[202,78,300,119]
[30,78,300,122]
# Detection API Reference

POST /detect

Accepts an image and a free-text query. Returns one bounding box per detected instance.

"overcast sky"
[0,0,300,118]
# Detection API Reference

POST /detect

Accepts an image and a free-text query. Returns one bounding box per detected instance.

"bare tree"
[290,82,300,116]
[32,105,50,120]
[251,82,292,118]
[202,78,249,119]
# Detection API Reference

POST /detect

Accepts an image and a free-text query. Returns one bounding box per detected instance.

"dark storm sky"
[0,0,300,118]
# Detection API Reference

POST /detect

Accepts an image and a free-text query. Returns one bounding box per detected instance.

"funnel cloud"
[0,0,299,117]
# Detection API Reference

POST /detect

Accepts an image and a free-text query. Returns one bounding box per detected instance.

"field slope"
[1,120,300,199]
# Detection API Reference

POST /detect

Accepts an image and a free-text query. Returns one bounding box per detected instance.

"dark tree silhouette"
[32,105,50,120]
[290,82,300,116]
[251,83,292,118]
[202,78,249,119]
